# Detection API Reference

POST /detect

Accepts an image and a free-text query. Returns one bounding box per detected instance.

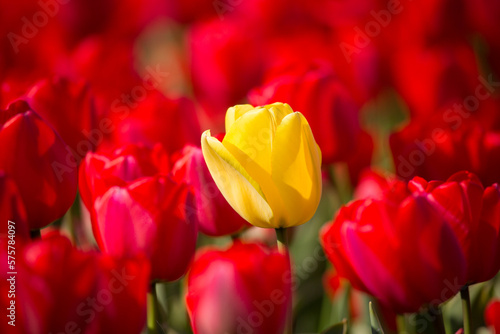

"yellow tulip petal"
[201,130,275,228]
[225,104,255,132]
[222,107,289,225]
[265,102,294,126]
[271,112,322,227]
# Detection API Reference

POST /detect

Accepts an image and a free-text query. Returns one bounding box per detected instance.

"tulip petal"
[265,102,294,126]
[223,108,288,224]
[271,112,322,226]
[225,104,255,132]
[201,130,274,228]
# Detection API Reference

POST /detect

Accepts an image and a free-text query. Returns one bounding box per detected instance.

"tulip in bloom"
[186,242,291,334]
[321,174,467,313]
[0,100,78,229]
[201,103,322,228]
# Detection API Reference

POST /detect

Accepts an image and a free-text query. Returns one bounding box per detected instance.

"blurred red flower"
[26,76,98,159]
[186,242,291,334]
[0,234,149,334]
[390,43,479,119]
[189,18,264,128]
[485,299,500,333]
[0,100,77,229]
[112,91,201,155]
[391,117,500,185]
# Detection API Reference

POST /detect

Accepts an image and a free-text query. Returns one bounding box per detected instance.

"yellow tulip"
[201,102,322,228]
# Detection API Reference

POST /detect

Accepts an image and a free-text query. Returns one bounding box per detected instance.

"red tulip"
[321,175,466,313]
[390,43,479,120]
[26,76,98,161]
[248,61,372,166]
[79,144,170,211]
[186,242,291,334]
[112,91,201,154]
[485,299,500,333]
[93,176,197,281]
[79,144,197,281]
[419,171,500,283]
[0,171,29,242]
[0,234,149,334]
[391,117,500,185]
[189,18,264,128]
[171,145,249,236]
[0,100,77,229]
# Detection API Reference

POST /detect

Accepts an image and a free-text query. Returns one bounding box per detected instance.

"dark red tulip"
[0,100,77,229]
[26,77,98,160]
[186,242,291,334]
[171,145,249,236]
[321,175,466,313]
[0,234,149,334]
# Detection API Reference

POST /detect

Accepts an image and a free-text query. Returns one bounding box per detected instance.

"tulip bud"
[0,100,77,229]
[201,102,322,228]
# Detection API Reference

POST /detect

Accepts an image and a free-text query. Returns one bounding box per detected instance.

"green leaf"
[320,319,347,334]
[369,302,385,334]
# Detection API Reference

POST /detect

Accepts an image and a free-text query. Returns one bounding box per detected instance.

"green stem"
[396,314,406,334]
[460,286,472,334]
[275,228,292,334]
[147,282,161,334]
